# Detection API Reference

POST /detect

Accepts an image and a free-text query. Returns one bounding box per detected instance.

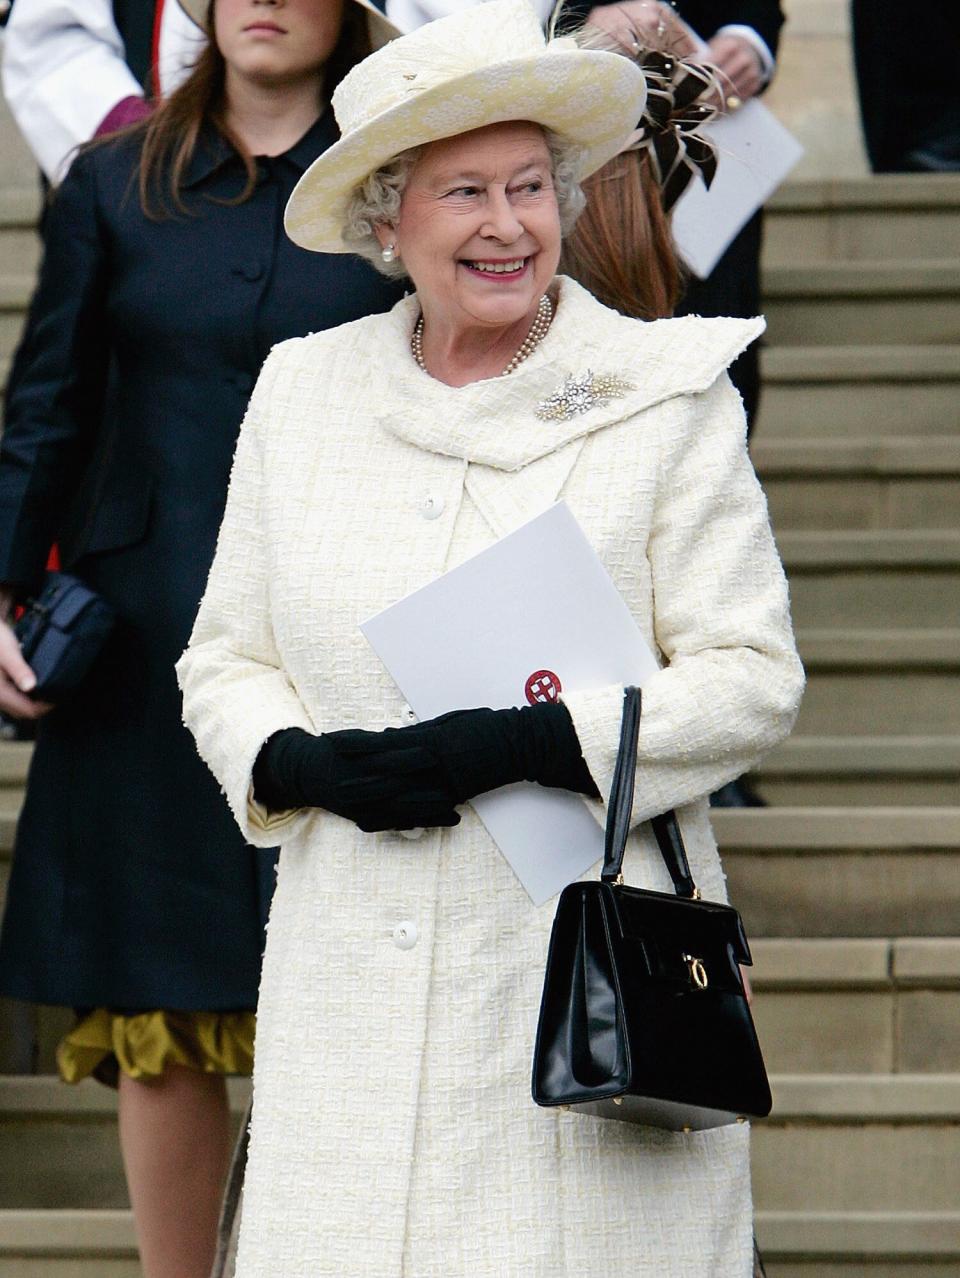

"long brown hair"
[135,4,371,219]
[560,149,681,320]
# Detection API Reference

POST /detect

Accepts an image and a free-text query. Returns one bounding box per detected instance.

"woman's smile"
[459,255,534,282]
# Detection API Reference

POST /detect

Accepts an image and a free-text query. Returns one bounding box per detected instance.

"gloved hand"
[252,703,599,835]
[252,727,462,832]
[337,702,600,806]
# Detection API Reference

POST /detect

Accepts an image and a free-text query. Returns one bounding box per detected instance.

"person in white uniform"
[3,0,202,180]
[177,1,804,1273]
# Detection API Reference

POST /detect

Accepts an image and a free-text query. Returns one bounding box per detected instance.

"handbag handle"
[600,686,699,900]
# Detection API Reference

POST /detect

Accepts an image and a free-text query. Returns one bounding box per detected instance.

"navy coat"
[0,112,402,1011]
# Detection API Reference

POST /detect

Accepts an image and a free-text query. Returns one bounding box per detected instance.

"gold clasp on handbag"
[682,954,708,990]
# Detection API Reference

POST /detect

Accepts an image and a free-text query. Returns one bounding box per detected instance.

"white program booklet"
[670,22,804,278]
[361,502,659,905]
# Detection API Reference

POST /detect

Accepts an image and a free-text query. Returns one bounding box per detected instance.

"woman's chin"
[455,277,544,328]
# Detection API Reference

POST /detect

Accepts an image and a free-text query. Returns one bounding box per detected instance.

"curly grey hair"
[342,130,586,278]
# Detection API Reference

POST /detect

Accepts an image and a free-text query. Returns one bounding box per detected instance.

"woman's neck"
[418,300,547,388]
[223,68,323,158]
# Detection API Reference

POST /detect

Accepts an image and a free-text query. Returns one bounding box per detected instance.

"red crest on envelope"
[525,670,562,705]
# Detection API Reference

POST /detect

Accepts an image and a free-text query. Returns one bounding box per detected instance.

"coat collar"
[370,277,764,472]
[182,109,338,190]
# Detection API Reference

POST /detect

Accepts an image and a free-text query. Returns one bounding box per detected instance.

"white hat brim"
[176,0,398,51]
[285,49,646,254]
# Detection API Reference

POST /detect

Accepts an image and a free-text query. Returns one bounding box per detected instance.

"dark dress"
[0,111,402,1011]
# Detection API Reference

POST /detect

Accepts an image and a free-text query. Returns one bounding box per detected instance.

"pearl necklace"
[411,293,553,379]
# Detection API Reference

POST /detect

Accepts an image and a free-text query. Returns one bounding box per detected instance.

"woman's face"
[381,122,562,335]
[215,0,345,86]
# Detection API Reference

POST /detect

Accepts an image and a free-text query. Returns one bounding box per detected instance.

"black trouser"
[852,0,960,172]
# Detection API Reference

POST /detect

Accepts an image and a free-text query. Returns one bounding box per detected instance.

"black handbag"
[532,685,771,1130]
[13,572,115,701]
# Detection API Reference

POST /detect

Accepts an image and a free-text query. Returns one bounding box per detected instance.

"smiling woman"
[177,1,804,1274]
[372,122,564,383]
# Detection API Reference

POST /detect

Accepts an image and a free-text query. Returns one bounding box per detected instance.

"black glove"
[335,702,600,806]
[252,727,462,833]
[252,703,598,835]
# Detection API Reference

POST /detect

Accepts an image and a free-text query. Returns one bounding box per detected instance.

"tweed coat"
[177,276,804,1277]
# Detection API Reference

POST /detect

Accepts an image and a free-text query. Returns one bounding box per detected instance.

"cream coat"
[177,277,804,1278]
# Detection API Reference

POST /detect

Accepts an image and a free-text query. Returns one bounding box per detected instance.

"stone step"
[754,1075,960,1213]
[4,1208,959,1278]
[794,671,958,737]
[758,346,960,440]
[0,742,32,788]
[779,530,960,568]
[762,261,960,346]
[764,175,960,264]
[0,1209,140,1276]
[755,437,960,476]
[717,807,960,936]
[0,1078,250,1210]
[759,1211,960,1277]
[750,938,960,1074]
[754,736,960,807]
[0,199,40,279]
[796,628,960,668]
[780,534,960,631]
[759,442,960,534]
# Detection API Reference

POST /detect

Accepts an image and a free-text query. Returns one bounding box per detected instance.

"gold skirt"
[57,1008,255,1088]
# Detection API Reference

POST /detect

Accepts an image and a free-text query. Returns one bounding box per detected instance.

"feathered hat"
[283,0,647,254]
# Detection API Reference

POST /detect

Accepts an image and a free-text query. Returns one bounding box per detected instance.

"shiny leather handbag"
[14,572,115,701]
[532,686,772,1130]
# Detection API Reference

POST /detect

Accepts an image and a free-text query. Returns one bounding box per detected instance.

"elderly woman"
[177,1,804,1273]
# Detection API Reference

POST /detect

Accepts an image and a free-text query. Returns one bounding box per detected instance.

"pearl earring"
[381,243,397,264]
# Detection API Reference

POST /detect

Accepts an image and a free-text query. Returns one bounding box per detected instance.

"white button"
[392,920,418,950]
[401,702,417,722]
[399,827,424,841]
[419,494,444,520]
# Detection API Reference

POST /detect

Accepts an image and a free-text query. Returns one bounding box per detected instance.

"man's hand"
[585,1,696,57]
[705,32,764,106]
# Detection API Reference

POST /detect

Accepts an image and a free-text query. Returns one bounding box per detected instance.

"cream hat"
[283,0,647,254]
[176,0,398,53]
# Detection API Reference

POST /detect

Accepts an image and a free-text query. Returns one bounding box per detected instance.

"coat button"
[399,827,424,841]
[392,920,418,950]
[419,494,444,520]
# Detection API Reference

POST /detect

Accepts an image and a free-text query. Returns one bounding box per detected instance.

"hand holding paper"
[361,503,659,904]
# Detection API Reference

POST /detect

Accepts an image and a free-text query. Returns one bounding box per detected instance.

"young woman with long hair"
[0,3,401,1275]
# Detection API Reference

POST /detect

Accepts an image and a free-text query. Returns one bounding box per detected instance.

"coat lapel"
[464,437,586,537]
[369,276,765,472]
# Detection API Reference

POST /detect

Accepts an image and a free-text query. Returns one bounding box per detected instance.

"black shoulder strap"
[600,687,699,899]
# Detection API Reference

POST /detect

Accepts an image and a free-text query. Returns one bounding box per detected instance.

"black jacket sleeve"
[556,0,785,64]
[0,147,112,591]
[679,0,785,59]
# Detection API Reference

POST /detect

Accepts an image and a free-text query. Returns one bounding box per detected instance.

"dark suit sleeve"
[688,1,785,59]
[555,0,785,63]
[0,148,112,590]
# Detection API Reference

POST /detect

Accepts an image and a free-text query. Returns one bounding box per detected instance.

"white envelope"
[361,502,659,904]
[672,102,804,278]
[670,22,804,279]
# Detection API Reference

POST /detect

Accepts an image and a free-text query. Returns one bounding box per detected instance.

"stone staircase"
[0,135,958,1273]
[737,172,960,1276]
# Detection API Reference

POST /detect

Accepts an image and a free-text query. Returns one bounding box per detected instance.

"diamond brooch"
[535,370,634,422]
